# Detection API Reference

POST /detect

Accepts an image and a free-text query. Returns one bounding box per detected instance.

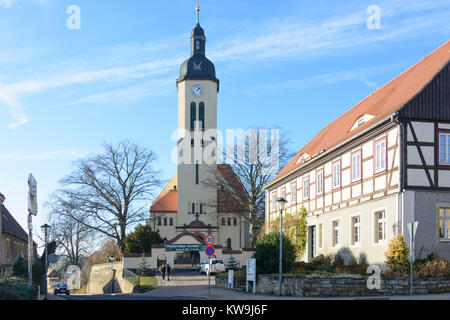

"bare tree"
[45,195,94,267]
[205,128,294,248]
[55,140,161,253]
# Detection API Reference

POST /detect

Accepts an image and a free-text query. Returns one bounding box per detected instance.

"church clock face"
[191,84,204,98]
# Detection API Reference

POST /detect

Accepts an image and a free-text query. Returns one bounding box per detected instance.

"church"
[138,6,254,270]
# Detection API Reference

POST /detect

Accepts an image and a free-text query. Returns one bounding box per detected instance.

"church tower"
[176,4,220,229]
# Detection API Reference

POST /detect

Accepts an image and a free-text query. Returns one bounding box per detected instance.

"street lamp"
[276,197,288,296]
[40,223,51,299]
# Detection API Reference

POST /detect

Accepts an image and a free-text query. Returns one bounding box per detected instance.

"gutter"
[392,112,404,236]
[266,114,395,190]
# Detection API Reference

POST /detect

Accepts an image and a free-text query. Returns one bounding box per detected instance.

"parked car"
[200,259,225,275]
[53,282,70,295]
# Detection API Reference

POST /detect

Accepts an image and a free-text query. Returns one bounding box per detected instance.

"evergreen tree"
[226,255,239,270]
[137,254,148,277]
[124,223,163,254]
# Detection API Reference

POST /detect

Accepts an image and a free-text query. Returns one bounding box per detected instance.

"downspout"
[392,113,404,236]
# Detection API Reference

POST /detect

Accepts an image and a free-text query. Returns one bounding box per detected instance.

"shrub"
[333,253,345,267]
[0,277,37,300]
[12,255,28,278]
[416,254,450,278]
[385,235,410,274]
[311,254,335,272]
[252,231,297,274]
[32,261,45,286]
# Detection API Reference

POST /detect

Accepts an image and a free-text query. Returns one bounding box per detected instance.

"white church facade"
[139,12,254,270]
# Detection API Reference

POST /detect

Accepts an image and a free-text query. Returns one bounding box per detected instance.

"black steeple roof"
[178,23,219,90]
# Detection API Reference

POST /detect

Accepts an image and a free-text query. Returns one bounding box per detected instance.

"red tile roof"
[150,164,249,213]
[269,40,450,187]
[150,190,178,213]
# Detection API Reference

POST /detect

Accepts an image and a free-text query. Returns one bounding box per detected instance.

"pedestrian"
[166,263,171,282]
[161,263,166,280]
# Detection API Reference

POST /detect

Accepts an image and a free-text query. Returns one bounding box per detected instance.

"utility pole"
[27,174,38,287]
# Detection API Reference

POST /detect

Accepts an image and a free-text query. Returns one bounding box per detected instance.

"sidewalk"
[145,272,450,300]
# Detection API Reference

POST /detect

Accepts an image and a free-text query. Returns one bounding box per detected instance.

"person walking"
[166,263,171,282]
[161,263,166,281]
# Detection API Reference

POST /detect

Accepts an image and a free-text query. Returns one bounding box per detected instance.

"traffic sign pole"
[205,244,215,297]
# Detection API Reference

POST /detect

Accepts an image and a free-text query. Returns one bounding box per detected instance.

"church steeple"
[177,1,219,89]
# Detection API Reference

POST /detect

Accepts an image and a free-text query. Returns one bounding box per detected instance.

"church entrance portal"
[174,251,200,270]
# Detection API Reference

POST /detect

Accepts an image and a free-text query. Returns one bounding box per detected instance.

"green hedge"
[0,277,38,300]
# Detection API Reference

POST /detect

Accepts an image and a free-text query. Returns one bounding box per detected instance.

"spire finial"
[196,0,200,24]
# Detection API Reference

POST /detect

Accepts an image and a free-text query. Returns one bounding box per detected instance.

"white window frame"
[332,220,341,247]
[291,183,297,204]
[438,208,450,241]
[303,177,309,200]
[352,153,361,182]
[333,161,341,189]
[317,171,324,195]
[439,133,450,165]
[271,193,276,212]
[351,215,361,245]
[375,210,386,243]
[375,140,386,173]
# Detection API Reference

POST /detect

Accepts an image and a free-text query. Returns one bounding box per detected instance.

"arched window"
[221,217,225,226]
[233,218,237,226]
[169,218,173,226]
[227,218,231,226]
[157,217,161,226]
[190,102,196,130]
[226,238,232,250]
[199,102,205,130]
[163,218,167,226]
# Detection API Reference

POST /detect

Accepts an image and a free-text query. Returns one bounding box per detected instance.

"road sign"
[28,174,37,216]
[165,244,206,252]
[407,221,419,239]
[204,234,215,246]
[205,245,215,256]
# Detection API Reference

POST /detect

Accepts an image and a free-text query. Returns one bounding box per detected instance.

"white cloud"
[2,0,449,128]
[0,0,48,9]
[0,149,83,161]
[60,78,174,106]
[0,88,28,128]
[0,180,20,188]
[246,64,399,95]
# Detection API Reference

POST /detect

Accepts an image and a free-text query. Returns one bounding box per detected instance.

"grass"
[70,284,88,294]
[132,276,158,293]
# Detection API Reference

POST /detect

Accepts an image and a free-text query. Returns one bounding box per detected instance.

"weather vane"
[196,0,200,24]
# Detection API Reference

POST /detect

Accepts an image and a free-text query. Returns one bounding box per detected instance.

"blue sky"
[0,0,449,250]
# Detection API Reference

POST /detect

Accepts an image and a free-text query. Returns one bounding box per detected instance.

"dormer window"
[357,116,365,126]
[296,153,310,164]
[349,114,375,132]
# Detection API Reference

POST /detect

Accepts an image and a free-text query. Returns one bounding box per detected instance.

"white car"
[200,259,225,275]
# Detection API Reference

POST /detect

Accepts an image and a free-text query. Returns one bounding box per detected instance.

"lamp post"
[40,223,51,299]
[276,197,288,296]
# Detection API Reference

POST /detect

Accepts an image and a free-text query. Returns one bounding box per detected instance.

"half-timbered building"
[265,41,450,264]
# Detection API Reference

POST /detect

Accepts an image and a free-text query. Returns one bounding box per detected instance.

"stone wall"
[87,262,135,294]
[216,274,450,297]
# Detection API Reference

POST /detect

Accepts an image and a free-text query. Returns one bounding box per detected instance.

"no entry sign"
[205,245,215,257]
[204,234,215,246]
